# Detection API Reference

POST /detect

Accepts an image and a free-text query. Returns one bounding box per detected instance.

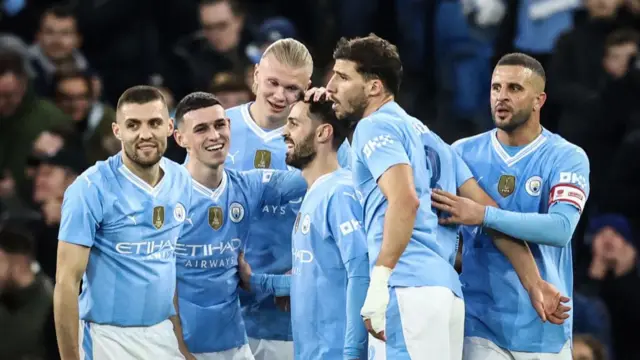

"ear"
[112,122,122,141]
[534,92,547,112]
[168,118,175,136]
[367,79,384,97]
[316,124,334,145]
[173,128,187,149]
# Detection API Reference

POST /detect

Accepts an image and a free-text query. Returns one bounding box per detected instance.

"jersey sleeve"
[548,146,590,213]
[327,186,369,263]
[453,149,474,187]
[249,169,307,207]
[353,116,410,181]
[58,176,103,247]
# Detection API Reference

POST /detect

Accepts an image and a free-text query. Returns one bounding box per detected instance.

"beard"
[493,106,533,133]
[335,91,368,128]
[123,141,164,168]
[285,132,317,170]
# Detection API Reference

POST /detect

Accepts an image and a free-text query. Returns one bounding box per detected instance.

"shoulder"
[452,130,492,152]
[65,161,109,203]
[326,171,359,203]
[544,131,589,165]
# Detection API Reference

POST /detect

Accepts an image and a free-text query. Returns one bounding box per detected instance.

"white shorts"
[79,319,184,360]
[385,286,465,360]
[248,338,293,360]
[463,337,572,360]
[194,344,254,360]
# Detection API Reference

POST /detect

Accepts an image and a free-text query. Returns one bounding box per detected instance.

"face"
[572,340,595,360]
[113,100,172,168]
[200,1,243,53]
[0,73,26,117]
[175,105,230,169]
[56,77,92,122]
[253,54,310,122]
[283,102,319,169]
[326,59,369,123]
[214,89,252,109]
[490,65,545,133]
[603,42,638,78]
[38,14,80,61]
[585,0,622,18]
[33,164,73,203]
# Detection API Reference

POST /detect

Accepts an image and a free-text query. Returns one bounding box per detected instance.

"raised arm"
[248,169,307,207]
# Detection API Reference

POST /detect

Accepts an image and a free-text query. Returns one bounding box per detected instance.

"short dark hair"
[174,92,222,127]
[54,70,93,99]
[42,4,76,20]
[332,34,403,96]
[605,29,640,50]
[116,85,166,111]
[0,49,27,78]
[0,222,34,257]
[306,100,349,150]
[496,53,546,82]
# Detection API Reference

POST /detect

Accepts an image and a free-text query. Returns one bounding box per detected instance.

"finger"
[432,188,457,200]
[431,201,454,214]
[364,318,373,333]
[431,192,455,206]
[533,302,547,322]
[372,330,386,342]
[238,251,245,261]
[559,296,570,303]
[304,89,316,101]
[438,217,456,226]
[313,89,326,102]
[547,314,565,325]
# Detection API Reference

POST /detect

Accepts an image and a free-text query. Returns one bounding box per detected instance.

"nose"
[272,86,286,102]
[207,127,221,141]
[326,76,336,95]
[139,125,152,140]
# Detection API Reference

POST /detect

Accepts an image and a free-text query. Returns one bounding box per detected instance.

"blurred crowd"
[0,0,639,359]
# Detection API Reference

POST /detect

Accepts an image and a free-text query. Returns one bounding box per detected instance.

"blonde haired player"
[184,38,348,360]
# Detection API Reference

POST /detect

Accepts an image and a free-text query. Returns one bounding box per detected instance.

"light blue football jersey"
[454,128,590,353]
[291,168,369,359]
[351,101,462,296]
[58,153,193,326]
[176,168,306,354]
[223,103,350,340]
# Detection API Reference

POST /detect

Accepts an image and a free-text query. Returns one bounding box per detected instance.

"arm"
[169,289,193,359]
[343,256,369,359]
[54,242,89,360]
[249,273,291,296]
[55,178,102,360]
[458,178,541,290]
[255,169,307,206]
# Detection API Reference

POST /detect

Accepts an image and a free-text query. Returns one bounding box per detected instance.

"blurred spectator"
[0,49,71,203]
[586,214,640,360]
[31,147,85,281]
[245,17,297,64]
[573,334,608,360]
[166,0,255,99]
[209,71,253,109]
[603,129,640,226]
[0,222,57,360]
[53,70,117,164]
[28,4,92,97]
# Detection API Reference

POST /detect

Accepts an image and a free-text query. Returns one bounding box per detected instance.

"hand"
[527,279,571,325]
[361,266,391,342]
[431,189,486,225]
[237,252,252,291]
[609,240,637,277]
[275,296,291,312]
[304,87,328,102]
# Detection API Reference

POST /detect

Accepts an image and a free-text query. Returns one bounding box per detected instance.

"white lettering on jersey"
[261,204,287,215]
[339,219,362,236]
[363,135,394,159]
[411,122,429,135]
[559,172,587,190]
[175,238,242,257]
[116,239,175,255]
[549,184,587,213]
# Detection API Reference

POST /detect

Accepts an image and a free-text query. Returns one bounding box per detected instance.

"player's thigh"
[368,334,387,360]
[386,286,462,360]
[248,338,293,360]
[195,344,255,360]
[450,295,465,360]
[463,337,513,360]
[511,341,572,360]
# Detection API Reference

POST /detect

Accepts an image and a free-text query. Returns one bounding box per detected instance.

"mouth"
[284,140,294,153]
[137,143,157,151]
[267,100,286,113]
[494,105,511,119]
[205,143,225,153]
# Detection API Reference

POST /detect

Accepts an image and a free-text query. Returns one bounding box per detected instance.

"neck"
[122,152,163,186]
[186,155,225,189]
[496,117,543,147]
[249,101,285,130]
[301,151,340,189]
[362,94,394,118]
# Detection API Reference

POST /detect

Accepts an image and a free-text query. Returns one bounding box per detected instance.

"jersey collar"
[490,129,547,167]
[191,170,228,202]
